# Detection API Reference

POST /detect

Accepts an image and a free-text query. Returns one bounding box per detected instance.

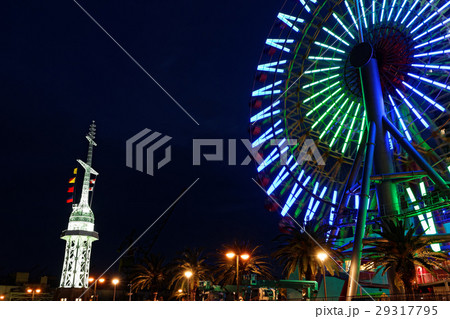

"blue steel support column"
[346,121,376,301]
[346,42,400,299]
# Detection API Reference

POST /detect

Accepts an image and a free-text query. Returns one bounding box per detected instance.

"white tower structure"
[59,121,99,289]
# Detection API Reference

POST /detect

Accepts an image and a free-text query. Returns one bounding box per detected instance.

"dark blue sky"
[1,0,286,277]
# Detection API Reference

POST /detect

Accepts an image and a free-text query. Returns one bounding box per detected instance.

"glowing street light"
[27,288,41,301]
[226,252,250,301]
[89,277,105,301]
[317,252,328,301]
[112,278,119,301]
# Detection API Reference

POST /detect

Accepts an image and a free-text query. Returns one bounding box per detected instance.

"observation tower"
[58,121,99,300]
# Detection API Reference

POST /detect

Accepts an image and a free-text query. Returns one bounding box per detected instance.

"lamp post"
[184,271,193,301]
[27,288,41,301]
[112,278,119,301]
[318,253,328,301]
[89,277,105,301]
[226,252,250,301]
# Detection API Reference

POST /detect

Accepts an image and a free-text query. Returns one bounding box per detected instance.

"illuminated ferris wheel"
[250,0,450,296]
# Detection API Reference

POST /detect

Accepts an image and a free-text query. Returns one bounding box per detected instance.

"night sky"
[1,1,286,278]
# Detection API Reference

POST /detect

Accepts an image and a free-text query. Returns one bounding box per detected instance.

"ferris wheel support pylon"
[347,42,401,299]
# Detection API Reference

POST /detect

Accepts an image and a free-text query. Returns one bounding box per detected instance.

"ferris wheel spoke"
[402,81,445,112]
[406,185,441,251]
[395,88,430,128]
[323,26,351,46]
[319,98,350,140]
[303,81,341,103]
[252,119,282,148]
[394,0,409,22]
[265,39,295,52]
[306,88,343,117]
[414,33,450,49]
[387,0,398,22]
[357,110,367,149]
[412,63,450,71]
[305,182,328,222]
[411,1,450,34]
[406,0,435,29]
[407,72,450,92]
[250,100,281,123]
[257,147,281,172]
[328,190,339,227]
[308,56,343,61]
[389,94,413,141]
[345,0,360,32]
[414,48,450,58]
[280,170,310,216]
[267,155,298,195]
[400,0,420,25]
[358,0,369,29]
[277,12,304,32]
[379,0,387,22]
[333,13,356,41]
[342,103,362,154]
[302,74,340,89]
[311,93,346,128]
[252,80,283,97]
[314,41,347,54]
[304,182,319,222]
[257,60,287,73]
[413,17,450,41]
[330,100,356,148]
[299,0,314,13]
[304,66,341,74]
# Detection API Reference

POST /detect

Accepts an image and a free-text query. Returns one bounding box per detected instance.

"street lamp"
[184,271,193,301]
[89,277,105,301]
[226,252,250,301]
[112,278,119,301]
[317,252,328,301]
[27,288,41,301]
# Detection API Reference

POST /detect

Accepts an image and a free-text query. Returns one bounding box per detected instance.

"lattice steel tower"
[59,121,99,289]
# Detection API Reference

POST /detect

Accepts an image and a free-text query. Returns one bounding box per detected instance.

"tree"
[272,221,340,280]
[169,248,211,300]
[131,254,168,300]
[214,241,273,287]
[364,218,449,296]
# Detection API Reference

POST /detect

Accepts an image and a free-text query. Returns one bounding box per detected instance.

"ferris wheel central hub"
[350,42,373,68]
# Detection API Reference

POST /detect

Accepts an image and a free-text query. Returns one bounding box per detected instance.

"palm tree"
[364,218,449,296]
[214,241,273,287]
[273,221,340,280]
[169,248,211,300]
[131,254,168,300]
